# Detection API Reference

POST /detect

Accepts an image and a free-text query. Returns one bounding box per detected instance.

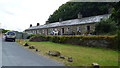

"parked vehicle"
[4,32,16,42]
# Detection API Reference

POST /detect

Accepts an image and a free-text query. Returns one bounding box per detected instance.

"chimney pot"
[108,6,113,14]
[59,18,62,22]
[37,23,40,26]
[30,24,32,27]
[46,21,49,24]
[78,12,82,19]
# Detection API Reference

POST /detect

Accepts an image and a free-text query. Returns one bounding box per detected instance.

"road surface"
[2,38,64,66]
[0,38,2,67]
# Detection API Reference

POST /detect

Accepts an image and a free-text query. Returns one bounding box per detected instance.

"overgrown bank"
[29,35,118,50]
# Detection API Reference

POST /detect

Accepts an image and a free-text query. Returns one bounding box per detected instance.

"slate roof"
[25,14,110,30]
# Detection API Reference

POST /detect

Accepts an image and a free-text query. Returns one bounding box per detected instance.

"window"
[86,26,90,31]
[34,30,37,34]
[33,31,34,34]
[7,32,15,35]
[33,31,35,34]
[67,28,70,32]
[37,30,39,33]
[42,29,44,33]
[48,29,51,34]
[77,27,80,31]
[62,28,64,34]
[51,28,53,31]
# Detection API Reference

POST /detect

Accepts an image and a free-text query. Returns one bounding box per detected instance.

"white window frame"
[42,29,45,33]
[77,27,80,31]
[67,28,70,32]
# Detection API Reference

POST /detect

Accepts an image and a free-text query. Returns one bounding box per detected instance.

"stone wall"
[26,23,95,35]
[30,35,118,50]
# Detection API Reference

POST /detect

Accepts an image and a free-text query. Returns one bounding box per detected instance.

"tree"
[0,29,10,33]
[0,29,18,33]
[95,19,117,34]
[48,2,116,23]
[111,1,120,28]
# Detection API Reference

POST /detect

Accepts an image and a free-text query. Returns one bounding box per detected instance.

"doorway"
[61,28,64,35]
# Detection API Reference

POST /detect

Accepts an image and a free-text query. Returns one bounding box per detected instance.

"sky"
[0,0,70,32]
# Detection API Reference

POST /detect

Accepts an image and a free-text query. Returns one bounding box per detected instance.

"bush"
[117,30,120,51]
[95,19,117,35]
[29,35,117,50]
[27,34,36,39]
[59,37,67,43]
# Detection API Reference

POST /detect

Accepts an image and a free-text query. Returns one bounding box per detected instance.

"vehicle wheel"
[5,39,7,41]
[14,39,15,42]
[13,39,15,42]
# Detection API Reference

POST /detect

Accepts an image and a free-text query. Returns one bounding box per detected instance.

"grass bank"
[0,33,2,37]
[16,39,119,66]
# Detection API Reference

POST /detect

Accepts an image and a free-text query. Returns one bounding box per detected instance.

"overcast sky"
[0,0,69,32]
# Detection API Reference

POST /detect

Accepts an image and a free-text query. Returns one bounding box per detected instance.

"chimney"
[78,12,82,19]
[46,21,49,24]
[59,18,62,22]
[108,6,113,14]
[30,24,32,27]
[37,23,40,26]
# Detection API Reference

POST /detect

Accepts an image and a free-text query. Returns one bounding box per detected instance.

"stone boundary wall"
[30,35,118,50]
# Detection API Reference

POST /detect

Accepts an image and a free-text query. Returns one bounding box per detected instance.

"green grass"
[17,39,119,66]
[30,34,117,36]
[0,33,2,37]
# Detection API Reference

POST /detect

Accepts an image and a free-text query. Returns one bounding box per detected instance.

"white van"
[4,32,16,42]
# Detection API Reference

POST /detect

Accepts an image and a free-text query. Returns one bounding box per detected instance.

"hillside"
[48,2,116,23]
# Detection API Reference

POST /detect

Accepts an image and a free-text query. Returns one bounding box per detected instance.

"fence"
[15,32,28,39]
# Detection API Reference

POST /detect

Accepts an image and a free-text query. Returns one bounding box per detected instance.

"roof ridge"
[25,14,110,30]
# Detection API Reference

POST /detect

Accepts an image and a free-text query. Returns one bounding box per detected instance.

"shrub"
[29,35,117,50]
[117,30,120,51]
[59,37,67,43]
[95,19,117,35]
[27,34,36,39]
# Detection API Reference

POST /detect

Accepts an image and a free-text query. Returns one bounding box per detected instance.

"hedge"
[29,35,118,50]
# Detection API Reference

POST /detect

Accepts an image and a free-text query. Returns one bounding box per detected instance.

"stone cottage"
[25,14,110,35]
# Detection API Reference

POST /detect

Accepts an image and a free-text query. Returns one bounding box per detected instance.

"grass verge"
[16,39,119,66]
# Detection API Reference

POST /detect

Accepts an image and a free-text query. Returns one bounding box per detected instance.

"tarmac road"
[0,38,2,67]
[2,38,64,66]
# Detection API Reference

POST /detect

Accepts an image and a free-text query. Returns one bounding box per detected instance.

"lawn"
[17,39,119,66]
[0,32,2,37]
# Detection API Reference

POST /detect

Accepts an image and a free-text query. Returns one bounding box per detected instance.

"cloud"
[69,0,120,2]
[0,0,70,32]
[1,10,15,16]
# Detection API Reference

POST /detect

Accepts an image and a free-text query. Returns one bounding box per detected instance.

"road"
[2,38,64,66]
[0,38,2,67]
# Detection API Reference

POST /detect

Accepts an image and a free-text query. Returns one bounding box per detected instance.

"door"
[61,28,64,35]
[87,26,90,31]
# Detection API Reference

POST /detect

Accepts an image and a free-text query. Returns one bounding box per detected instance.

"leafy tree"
[95,19,117,34]
[95,2,120,35]
[11,31,18,32]
[48,2,116,23]
[111,1,120,28]
[0,29,18,33]
[0,29,10,33]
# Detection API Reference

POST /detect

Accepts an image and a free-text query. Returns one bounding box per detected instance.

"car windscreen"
[7,32,15,35]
